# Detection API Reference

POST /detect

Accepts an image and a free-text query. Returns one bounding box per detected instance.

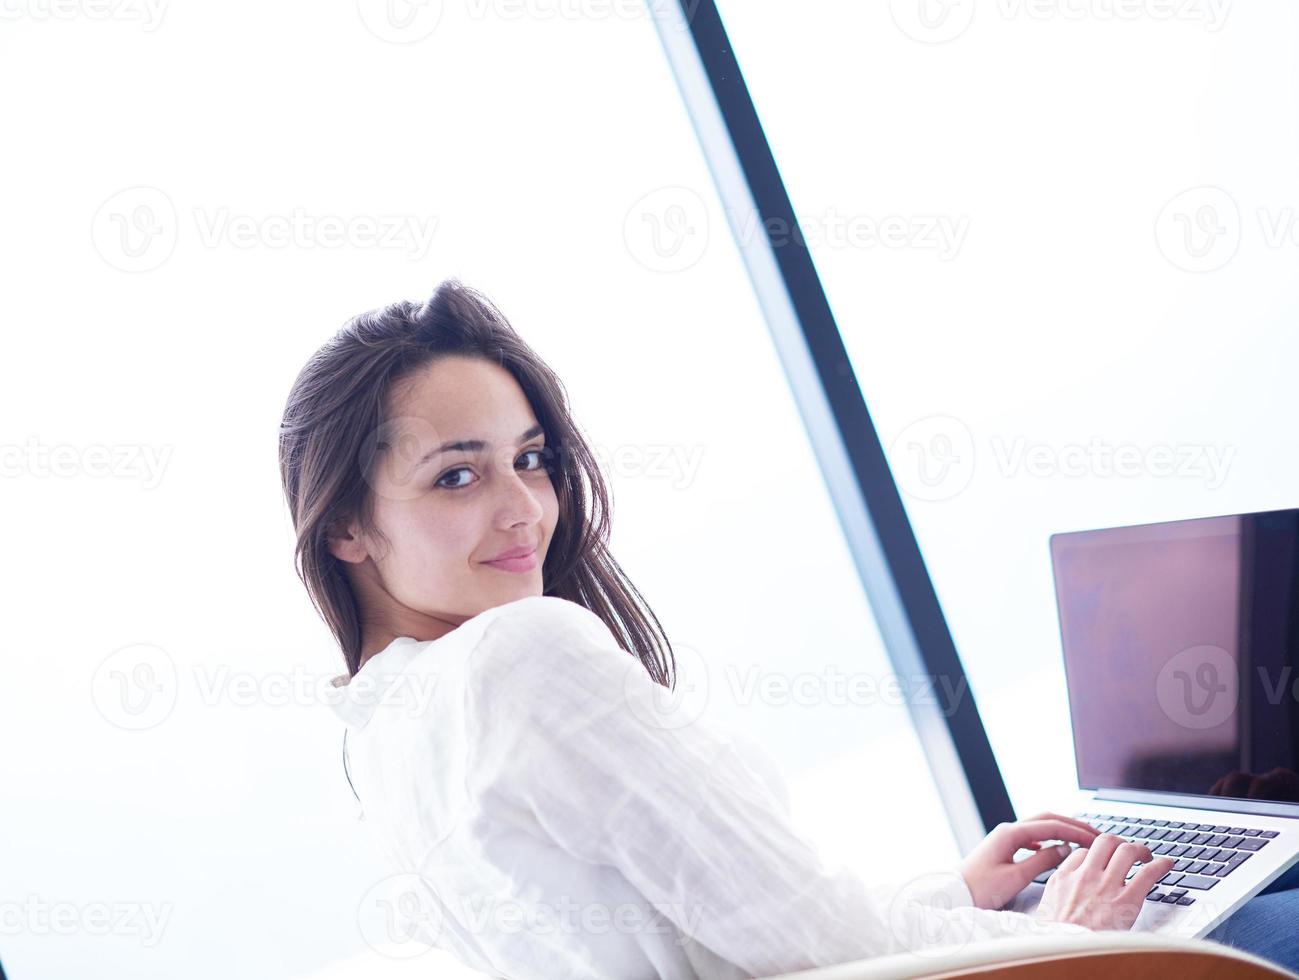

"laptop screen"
[1050,509,1299,804]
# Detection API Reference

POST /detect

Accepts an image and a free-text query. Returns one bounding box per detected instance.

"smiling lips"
[482,545,538,573]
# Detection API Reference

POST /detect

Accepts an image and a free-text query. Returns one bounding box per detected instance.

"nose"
[496,457,544,528]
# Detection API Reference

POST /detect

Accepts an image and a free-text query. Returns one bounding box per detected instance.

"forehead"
[388,355,535,438]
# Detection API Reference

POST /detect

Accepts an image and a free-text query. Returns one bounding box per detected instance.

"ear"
[326,515,369,564]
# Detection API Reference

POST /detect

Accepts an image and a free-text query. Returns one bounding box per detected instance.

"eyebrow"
[413,423,546,468]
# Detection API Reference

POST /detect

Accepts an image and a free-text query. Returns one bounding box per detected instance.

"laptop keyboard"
[1028,811,1279,908]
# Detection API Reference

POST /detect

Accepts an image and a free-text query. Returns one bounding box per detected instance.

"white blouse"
[327,594,1087,979]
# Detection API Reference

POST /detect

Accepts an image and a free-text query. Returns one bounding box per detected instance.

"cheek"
[386,501,478,577]
[541,480,561,539]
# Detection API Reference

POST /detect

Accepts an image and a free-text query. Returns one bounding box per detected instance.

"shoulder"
[461,596,631,735]
[479,595,614,649]
[468,595,623,680]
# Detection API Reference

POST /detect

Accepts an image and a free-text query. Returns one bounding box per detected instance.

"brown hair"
[277,279,676,689]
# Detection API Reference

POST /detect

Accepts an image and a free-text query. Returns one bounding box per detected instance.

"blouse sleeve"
[461,596,1088,977]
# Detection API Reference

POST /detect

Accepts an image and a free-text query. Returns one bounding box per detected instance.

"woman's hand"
[957,811,1101,910]
[1032,833,1175,931]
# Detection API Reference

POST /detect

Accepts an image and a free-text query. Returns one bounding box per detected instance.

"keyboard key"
[1215,855,1251,877]
[1243,828,1261,837]
[1177,896,1196,906]
[1167,822,1185,829]
[1177,874,1219,890]
[1238,838,1269,851]
[1228,827,1245,835]
[1153,843,1174,855]
[1212,826,1230,833]
[1146,890,1168,902]
[1260,831,1280,838]
[1201,848,1223,861]
[1207,835,1228,847]
[1151,819,1169,828]
[1160,872,1184,886]
[1173,859,1191,872]
[1187,861,1208,874]
[1191,833,1213,845]
[1201,861,1227,877]
[1184,846,1205,859]
[1170,845,1189,857]
[1225,836,1246,848]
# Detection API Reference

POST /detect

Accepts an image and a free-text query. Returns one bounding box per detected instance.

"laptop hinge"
[1093,787,1299,819]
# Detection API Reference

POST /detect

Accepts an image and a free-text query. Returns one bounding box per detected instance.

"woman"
[278,280,1299,978]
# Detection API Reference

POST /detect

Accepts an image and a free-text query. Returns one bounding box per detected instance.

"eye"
[435,466,475,490]
[435,447,551,491]
[519,447,551,472]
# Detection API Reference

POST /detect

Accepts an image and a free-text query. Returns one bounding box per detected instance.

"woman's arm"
[461,596,1087,976]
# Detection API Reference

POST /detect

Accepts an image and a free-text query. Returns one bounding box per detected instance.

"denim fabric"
[1203,860,1299,974]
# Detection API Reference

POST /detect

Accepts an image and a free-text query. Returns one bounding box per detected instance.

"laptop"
[1006,507,1299,937]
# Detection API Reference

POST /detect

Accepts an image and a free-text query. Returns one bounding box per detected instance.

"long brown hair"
[278,279,676,689]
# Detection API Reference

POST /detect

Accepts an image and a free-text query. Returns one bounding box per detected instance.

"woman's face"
[330,355,559,648]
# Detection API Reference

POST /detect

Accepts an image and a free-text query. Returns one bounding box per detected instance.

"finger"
[1126,855,1176,898]
[1021,843,1073,877]
[1002,819,1100,850]
[1026,811,1102,836]
[1100,841,1155,889]
[1059,844,1088,872]
[1080,833,1124,875]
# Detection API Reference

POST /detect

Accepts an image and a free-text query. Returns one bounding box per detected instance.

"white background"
[3,0,1292,976]
[1,1,950,977]
[715,0,1298,824]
